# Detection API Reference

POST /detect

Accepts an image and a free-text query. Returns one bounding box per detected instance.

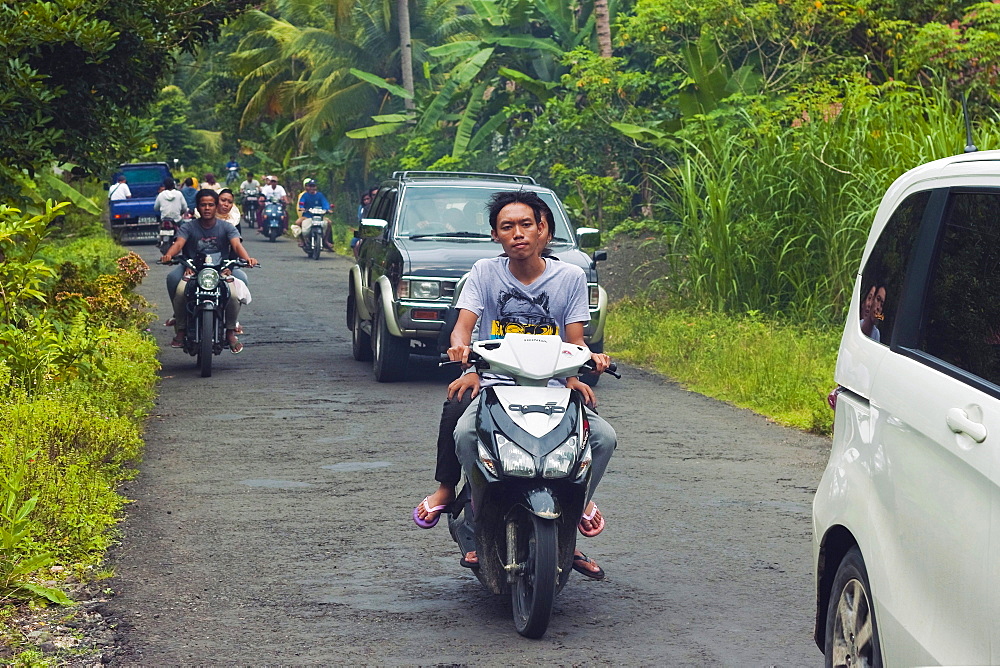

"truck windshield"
[398,187,573,241]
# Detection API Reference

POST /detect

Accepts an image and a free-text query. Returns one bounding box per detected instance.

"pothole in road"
[321,461,392,472]
[240,479,313,489]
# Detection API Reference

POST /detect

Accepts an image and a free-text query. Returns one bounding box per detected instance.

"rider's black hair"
[195,189,220,204]
[486,190,546,230]
[163,177,175,189]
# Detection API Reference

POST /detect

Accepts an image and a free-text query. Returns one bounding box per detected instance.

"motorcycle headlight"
[478,441,499,478]
[197,268,220,290]
[496,433,536,477]
[542,435,580,479]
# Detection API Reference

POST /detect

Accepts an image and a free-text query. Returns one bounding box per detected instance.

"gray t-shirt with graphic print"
[177,218,240,261]
[456,256,590,385]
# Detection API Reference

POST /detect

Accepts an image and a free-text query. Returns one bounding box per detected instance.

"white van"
[813,151,1000,666]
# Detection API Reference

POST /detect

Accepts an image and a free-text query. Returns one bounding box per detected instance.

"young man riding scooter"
[414,190,615,579]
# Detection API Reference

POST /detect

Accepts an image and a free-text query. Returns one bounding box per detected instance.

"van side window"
[860,191,930,346]
[919,190,1000,385]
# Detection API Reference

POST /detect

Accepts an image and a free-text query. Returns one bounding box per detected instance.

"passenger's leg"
[415,390,475,524]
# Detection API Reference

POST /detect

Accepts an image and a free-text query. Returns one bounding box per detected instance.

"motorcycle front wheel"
[198,310,214,378]
[311,229,322,260]
[511,513,558,639]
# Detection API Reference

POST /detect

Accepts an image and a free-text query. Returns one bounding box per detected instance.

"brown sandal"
[227,331,243,354]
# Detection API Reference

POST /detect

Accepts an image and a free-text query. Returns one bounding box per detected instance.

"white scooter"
[443,333,619,639]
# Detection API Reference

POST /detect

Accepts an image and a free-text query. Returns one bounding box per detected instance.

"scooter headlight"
[542,435,580,479]
[478,441,499,478]
[197,268,220,290]
[496,433,536,477]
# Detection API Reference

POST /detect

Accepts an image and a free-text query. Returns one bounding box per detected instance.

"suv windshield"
[397,186,573,241]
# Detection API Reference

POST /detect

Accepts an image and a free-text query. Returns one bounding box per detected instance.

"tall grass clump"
[657,78,1000,325]
[608,300,841,433]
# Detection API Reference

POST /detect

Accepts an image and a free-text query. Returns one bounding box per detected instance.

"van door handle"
[946,408,987,443]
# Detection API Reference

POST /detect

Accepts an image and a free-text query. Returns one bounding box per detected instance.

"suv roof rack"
[391,170,537,185]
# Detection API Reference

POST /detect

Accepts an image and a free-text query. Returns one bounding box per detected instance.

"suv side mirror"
[359,218,388,238]
[592,249,608,263]
[576,227,601,248]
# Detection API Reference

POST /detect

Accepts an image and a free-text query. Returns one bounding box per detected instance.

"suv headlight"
[542,435,580,479]
[399,279,440,300]
[496,433,536,477]
[588,284,600,308]
[197,268,220,290]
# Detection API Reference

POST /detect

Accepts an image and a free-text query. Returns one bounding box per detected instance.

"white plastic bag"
[230,277,252,305]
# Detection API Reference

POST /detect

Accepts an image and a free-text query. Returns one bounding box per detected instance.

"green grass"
[607,299,840,434]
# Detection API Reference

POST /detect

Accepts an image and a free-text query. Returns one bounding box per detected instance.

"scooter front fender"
[513,486,561,521]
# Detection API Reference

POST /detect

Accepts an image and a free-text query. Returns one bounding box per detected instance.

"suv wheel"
[372,297,409,382]
[824,547,881,668]
[348,289,372,362]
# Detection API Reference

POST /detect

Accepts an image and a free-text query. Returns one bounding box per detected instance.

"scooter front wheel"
[511,513,558,639]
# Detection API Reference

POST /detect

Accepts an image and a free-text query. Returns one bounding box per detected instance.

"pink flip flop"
[413,496,448,529]
[579,503,605,537]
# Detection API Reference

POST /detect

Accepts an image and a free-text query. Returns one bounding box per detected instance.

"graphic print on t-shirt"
[197,234,223,256]
[489,287,559,338]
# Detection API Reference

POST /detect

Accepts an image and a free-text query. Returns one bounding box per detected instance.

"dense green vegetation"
[155,0,1000,323]
[0,206,158,612]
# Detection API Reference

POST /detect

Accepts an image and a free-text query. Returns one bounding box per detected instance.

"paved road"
[108,232,831,665]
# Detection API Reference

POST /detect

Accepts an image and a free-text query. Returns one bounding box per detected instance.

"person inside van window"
[860,282,887,342]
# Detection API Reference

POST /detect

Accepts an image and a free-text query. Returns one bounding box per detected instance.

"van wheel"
[824,547,881,668]
[372,298,408,382]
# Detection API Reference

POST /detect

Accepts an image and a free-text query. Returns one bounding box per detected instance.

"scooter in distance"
[261,198,284,242]
[301,207,327,260]
[441,334,620,639]
[159,254,258,378]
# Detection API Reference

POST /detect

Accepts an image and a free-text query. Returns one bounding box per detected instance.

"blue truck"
[107,162,173,242]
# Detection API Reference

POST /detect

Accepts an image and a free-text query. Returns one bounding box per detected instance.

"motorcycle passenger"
[294,178,334,251]
[217,188,243,237]
[260,175,288,233]
[202,173,223,193]
[153,177,188,224]
[413,190,615,579]
[180,177,198,211]
[160,189,258,354]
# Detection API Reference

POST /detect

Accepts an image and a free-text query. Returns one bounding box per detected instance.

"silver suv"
[347,171,608,382]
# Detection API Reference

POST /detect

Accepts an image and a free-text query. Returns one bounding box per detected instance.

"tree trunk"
[594,0,612,58]
[397,0,415,110]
